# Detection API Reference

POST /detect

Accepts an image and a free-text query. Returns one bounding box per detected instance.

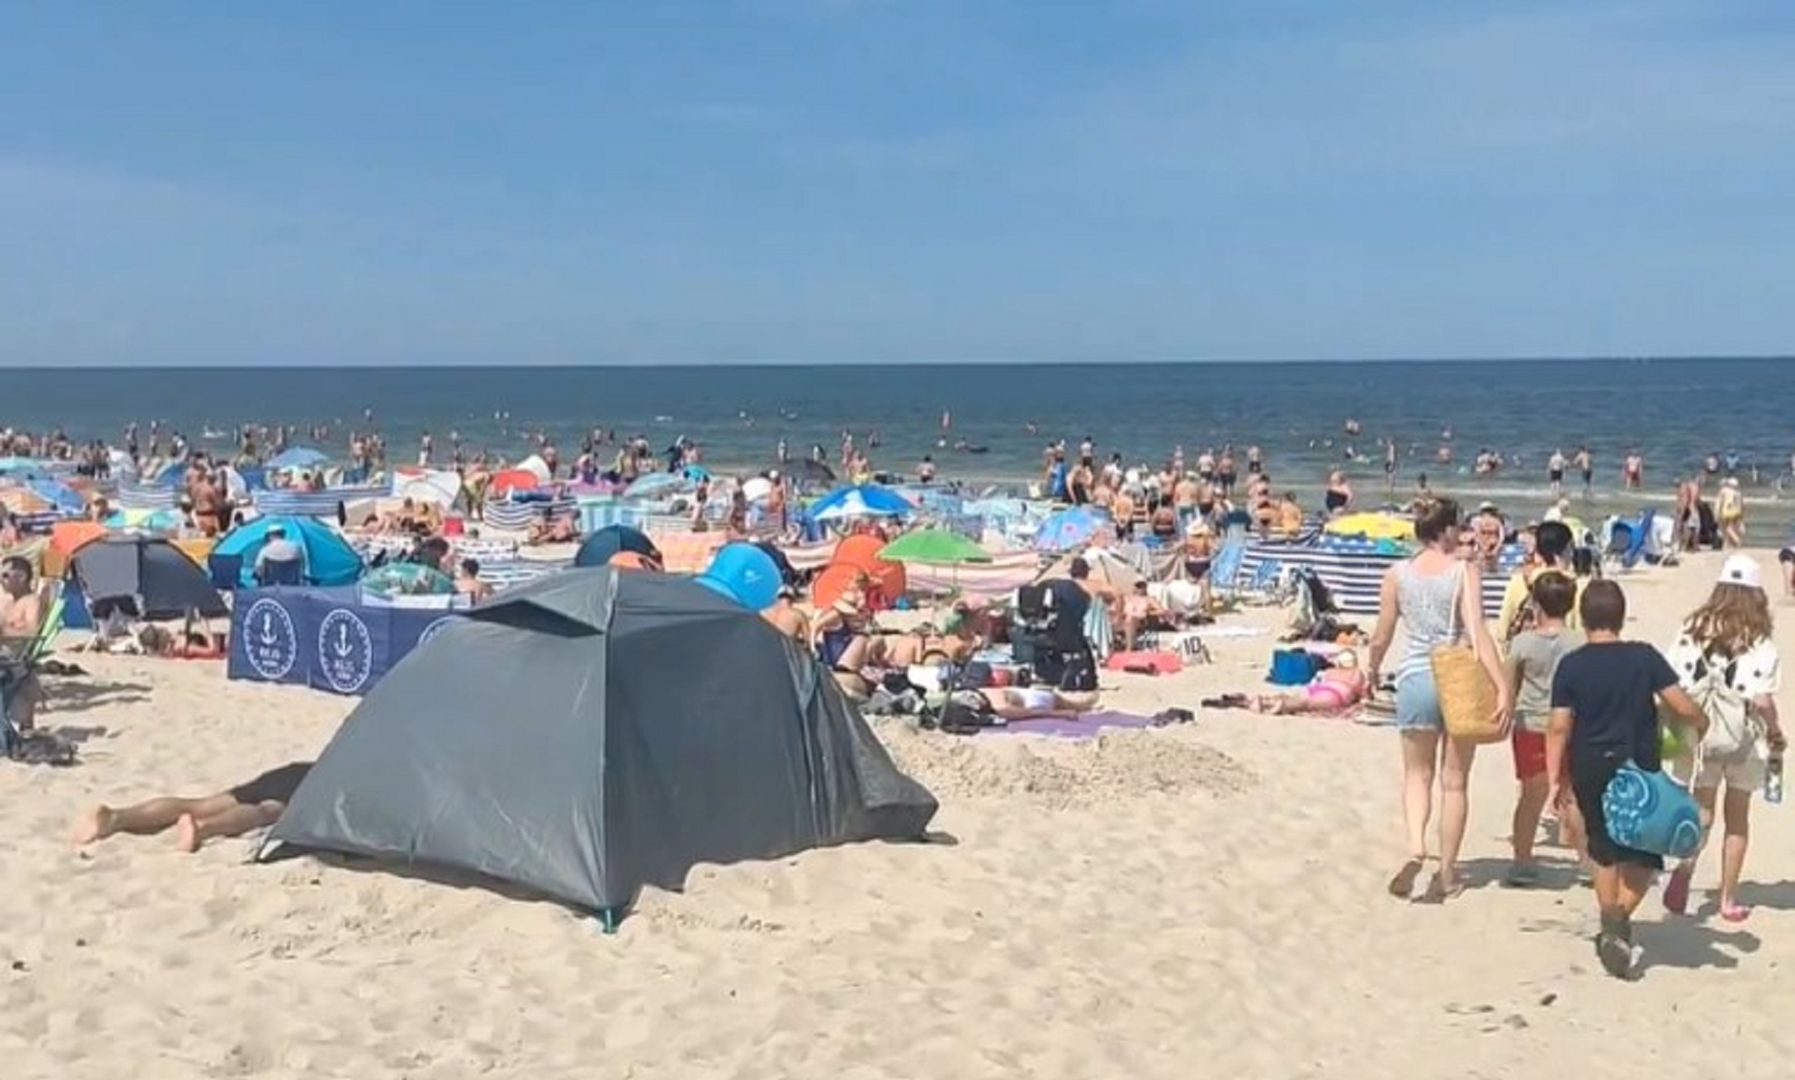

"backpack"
[1689,651,1757,762]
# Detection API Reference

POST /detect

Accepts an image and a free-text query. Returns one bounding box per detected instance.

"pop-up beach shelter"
[261,568,937,921]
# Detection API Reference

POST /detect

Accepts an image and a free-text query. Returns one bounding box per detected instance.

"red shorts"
[1512,729,1547,781]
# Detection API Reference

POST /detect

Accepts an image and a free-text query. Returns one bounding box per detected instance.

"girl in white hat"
[1662,555,1785,922]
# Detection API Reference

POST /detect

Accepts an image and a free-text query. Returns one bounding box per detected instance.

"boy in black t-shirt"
[1547,580,1706,979]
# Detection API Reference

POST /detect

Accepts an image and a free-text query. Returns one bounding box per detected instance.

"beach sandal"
[1720,901,1753,924]
[1416,873,1465,905]
[1387,858,1425,899]
[1662,864,1692,915]
[1501,864,1542,889]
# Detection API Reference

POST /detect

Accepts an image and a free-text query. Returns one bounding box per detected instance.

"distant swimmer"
[1441,425,1453,441]
[1344,417,1362,437]
[1623,450,1644,491]
[1575,446,1593,498]
[941,409,952,432]
[1025,420,1038,436]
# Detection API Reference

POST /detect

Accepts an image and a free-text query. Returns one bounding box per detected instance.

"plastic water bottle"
[1767,755,1784,805]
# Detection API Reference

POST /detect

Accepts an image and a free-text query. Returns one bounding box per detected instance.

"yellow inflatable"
[1324,512,1415,541]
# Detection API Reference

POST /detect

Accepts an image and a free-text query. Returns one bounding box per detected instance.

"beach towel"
[1602,762,1702,858]
[977,710,1160,738]
[1104,651,1183,676]
[1082,601,1113,661]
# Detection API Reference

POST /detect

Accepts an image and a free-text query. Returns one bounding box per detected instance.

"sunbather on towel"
[1122,580,1173,651]
[978,686,1100,720]
[72,761,313,853]
[1252,649,1369,715]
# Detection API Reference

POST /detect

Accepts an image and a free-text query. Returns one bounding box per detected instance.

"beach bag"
[1059,648,1098,692]
[1602,761,1703,858]
[1268,649,1321,686]
[1688,652,1756,763]
[1431,567,1504,743]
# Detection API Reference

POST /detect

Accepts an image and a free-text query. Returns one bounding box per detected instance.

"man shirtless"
[763,586,811,642]
[72,761,312,852]
[0,556,46,732]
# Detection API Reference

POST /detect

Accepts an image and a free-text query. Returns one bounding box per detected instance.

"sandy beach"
[5,546,1794,1079]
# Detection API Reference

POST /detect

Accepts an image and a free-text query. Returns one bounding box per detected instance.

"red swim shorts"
[1512,729,1548,781]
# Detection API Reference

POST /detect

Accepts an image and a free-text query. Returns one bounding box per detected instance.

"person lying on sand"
[72,761,312,853]
[526,511,578,545]
[1250,649,1369,715]
[977,685,1100,720]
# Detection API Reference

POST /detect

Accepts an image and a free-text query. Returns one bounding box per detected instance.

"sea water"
[5,358,1795,538]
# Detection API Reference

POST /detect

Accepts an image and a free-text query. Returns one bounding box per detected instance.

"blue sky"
[2,0,1793,366]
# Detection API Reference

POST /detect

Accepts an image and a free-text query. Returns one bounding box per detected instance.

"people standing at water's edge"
[1575,446,1593,499]
[1367,499,1514,903]
[1547,581,1706,979]
[1548,448,1567,499]
[1324,469,1353,517]
[1717,477,1745,549]
[1623,449,1644,491]
[1661,556,1785,924]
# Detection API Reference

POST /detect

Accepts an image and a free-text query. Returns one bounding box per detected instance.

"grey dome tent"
[68,536,229,621]
[260,567,936,920]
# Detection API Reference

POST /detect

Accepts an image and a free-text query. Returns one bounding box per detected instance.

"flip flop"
[1720,902,1753,923]
[1662,865,1692,915]
[1502,864,1542,889]
[1417,874,1465,905]
[1387,858,1425,899]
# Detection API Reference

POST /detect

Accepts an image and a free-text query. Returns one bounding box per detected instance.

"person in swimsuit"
[1149,499,1179,541]
[71,762,313,852]
[1717,477,1746,548]
[1215,450,1237,497]
[1252,650,1368,714]
[1622,451,1644,491]
[1324,469,1353,516]
[976,685,1100,720]
[1575,446,1593,498]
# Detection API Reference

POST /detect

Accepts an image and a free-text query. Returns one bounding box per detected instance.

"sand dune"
[4,548,1793,1078]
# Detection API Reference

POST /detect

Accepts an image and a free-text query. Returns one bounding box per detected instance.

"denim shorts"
[1395,669,1444,732]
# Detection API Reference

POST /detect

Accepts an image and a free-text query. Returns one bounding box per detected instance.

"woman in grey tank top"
[1368,499,1512,902]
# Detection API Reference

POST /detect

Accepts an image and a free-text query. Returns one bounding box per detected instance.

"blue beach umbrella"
[28,479,87,515]
[624,472,691,499]
[809,484,913,521]
[268,446,329,471]
[1033,506,1111,552]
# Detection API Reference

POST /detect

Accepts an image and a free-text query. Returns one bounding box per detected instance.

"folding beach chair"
[1,582,66,755]
[207,552,244,591]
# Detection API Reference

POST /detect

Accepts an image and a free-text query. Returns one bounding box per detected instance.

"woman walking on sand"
[1662,556,1786,923]
[1367,499,1514,902]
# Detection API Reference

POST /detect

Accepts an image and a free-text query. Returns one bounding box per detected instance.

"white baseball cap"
[1719,554,1763,591]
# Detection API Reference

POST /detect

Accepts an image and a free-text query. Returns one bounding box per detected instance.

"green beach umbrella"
[878,528,992,566]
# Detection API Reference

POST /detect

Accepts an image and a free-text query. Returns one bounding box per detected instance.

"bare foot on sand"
[71,806,116,846]
[173,813,202,853]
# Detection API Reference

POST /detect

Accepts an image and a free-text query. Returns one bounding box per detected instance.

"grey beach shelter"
[260,567,937,921]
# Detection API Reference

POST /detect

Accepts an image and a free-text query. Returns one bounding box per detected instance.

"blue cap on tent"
[695,542,782,611]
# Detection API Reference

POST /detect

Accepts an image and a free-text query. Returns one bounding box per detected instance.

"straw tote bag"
[1430,566,1503,743]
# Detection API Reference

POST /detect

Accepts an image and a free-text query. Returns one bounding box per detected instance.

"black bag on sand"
[938,690,998,735]
[1058,648,1098,692]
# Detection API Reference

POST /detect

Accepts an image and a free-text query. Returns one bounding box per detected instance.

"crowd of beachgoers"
[2,410,1789,989]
